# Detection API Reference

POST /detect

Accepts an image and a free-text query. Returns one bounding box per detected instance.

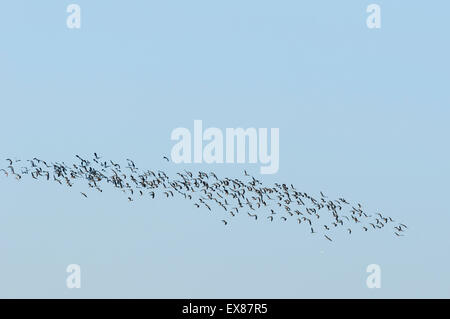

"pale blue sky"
[0,1,449,298]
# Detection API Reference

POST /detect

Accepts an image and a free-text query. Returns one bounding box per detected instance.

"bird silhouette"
[0,154,408,243]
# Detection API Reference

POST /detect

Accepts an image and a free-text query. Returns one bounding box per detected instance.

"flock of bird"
[0,154,408,241]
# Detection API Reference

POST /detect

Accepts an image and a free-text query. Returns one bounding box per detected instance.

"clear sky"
[0,0,449,298]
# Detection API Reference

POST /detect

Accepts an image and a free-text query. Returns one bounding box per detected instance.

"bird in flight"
[0,154,408,243]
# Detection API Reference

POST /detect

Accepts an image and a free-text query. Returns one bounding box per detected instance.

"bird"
[0,153,407,242]
[221,220,228,225]
[324,235,333,242]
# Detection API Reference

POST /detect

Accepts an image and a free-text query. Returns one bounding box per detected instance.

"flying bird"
[0,154,407,242]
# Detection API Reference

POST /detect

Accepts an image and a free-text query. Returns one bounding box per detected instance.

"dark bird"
[1,154,406,242]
